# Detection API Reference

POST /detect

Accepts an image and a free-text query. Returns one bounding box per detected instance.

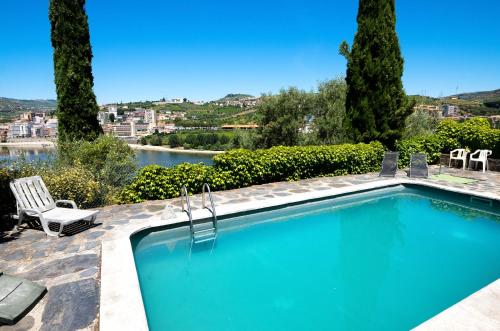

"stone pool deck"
[0,166,499,331]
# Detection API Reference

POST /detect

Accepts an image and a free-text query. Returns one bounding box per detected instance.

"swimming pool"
[132,185,500,331]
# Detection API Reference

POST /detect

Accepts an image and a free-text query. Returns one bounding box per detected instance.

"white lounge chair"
[449,149,468,170]
[9,176,99,237]
[468,149,492,173]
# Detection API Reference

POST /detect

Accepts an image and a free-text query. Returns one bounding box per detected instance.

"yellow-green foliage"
[395,135,459,167]
[396,118,500,167]
[215,142,385,186]
[0,136,137,215]
[38,165,101,208]
[436,118,500,156]
[120,142,384,203]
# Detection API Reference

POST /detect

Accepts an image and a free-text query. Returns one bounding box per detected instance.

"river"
[0,146,215,168]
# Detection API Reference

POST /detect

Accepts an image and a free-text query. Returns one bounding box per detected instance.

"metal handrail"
[202,183,218,232]
[180,186,194,237]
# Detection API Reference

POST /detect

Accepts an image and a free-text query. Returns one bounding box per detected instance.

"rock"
[40,278,99,331]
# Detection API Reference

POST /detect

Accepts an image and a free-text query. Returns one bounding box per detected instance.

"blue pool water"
[132,186,500,331]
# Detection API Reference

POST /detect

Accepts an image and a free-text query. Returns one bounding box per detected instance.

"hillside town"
[2,98,499,143]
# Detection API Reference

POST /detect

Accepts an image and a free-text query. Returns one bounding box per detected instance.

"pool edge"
[99,178,500,331]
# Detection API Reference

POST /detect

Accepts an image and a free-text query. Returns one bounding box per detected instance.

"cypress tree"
[49,0,102,142]
[340,0,413,149]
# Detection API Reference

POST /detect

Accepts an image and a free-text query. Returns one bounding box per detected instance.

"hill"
[448,89,500,102]
[0,97,57,122]
[215,94,254,102]
[410,88,500,116]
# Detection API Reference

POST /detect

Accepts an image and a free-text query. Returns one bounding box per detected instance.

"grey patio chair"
[409,153,429,178]
[379,152,399,177]
[9,176,99,237]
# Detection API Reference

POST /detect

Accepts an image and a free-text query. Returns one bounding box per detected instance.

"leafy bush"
[0,135,137,215]
[395,135,458,167]
[119,163,237,203]
[120,142,384,203]
[58,135,137,196]
[403,109,440,138]
[396,118,500,167]
[436,118,500,156]
[36,164,101,208]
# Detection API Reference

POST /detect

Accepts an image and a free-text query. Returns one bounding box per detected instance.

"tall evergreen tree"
[49,0,101,142]
[340,0,413,149]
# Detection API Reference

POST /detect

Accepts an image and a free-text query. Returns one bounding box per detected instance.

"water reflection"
[336,196,404,329]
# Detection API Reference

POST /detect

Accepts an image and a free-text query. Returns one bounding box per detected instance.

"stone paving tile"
[0,166,499,331]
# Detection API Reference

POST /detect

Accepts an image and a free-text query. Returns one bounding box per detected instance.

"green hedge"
[395,135,459,167]
[396,118,500,167]
[436,118,500,156]
[214,142,385,186]
[120,142,385,203]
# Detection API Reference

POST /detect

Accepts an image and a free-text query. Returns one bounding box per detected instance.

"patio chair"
[0,272,47,325]
[409,153,429,178]
[9,176,99,237]
[379,152,399,177]
[468,149,492,173]
[449,149,468,170]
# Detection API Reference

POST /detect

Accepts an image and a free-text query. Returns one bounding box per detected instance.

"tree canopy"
[257,87,313,148]
[341,0,413,149]
[49,0,102,142]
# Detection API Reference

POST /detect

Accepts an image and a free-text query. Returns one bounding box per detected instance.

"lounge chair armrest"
[55,200,78,209]
[19,208,44,219]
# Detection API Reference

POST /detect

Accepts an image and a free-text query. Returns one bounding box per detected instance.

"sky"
[1,0,499,104]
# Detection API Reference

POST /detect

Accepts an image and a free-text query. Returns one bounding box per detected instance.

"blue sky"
[1,0,499,104]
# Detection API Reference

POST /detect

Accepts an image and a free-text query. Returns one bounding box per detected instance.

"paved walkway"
[0,166,499,331]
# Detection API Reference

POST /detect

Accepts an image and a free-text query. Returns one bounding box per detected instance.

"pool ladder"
[181,184,218,244]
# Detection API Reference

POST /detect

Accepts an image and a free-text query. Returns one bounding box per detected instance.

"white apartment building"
[144,109,157,126]
[98,111,110,125]
[9,121,33,138]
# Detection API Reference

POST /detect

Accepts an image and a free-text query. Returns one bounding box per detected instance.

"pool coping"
[99,178,500,331]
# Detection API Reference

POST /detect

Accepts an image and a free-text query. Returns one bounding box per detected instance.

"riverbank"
[0,141,55,148]
[0,141,223,155]
[128,144,224,155]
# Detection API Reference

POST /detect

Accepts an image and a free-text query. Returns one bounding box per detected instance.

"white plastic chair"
[449,149,468,170]
[9,176,99,237]
[468,150,492,173]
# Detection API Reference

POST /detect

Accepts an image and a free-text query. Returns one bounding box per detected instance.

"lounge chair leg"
[57,223,64,236]
[12,213,23,233]
[40,219,62,237]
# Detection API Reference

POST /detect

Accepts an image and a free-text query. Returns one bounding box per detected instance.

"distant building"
[490,115,500,129]
[20,112,34,122]
[45,119,58,137]
[9,121,33,138]
[0,126,8,142]
[107,105,118,117]
[442,104,459,117]
[107,122,150,138]
[144,109,157,126]
[98,111,110,125]
[413,104,442,118]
